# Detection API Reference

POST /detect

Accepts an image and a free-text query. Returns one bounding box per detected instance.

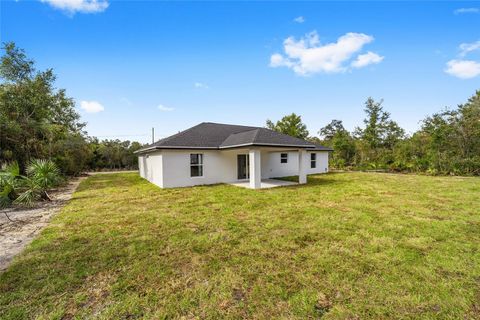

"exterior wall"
[139,151,163,187]
[261,151,299,179]
[138,155,145,178]
[139,149,329,188]
[161,150,238,188]
[307,151,329,174]
[147,152,163,187]
[261,151,329,178]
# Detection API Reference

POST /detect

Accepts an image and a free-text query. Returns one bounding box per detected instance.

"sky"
[1,0,480,143]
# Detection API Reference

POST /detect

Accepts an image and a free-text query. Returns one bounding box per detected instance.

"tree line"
[267,93,480,176]
[0,43,143,175]
[2,42,478,177]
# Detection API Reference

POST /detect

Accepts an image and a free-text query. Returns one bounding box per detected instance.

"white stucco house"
[135,122,332,189]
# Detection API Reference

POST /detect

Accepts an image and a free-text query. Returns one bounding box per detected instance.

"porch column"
[249,149,261,189]
[298,149,307,184]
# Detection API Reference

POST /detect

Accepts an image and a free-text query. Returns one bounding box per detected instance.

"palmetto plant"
[12,179,40,208]
[0,160,61,213]
[25,159,61,201]
[0,162,23,213]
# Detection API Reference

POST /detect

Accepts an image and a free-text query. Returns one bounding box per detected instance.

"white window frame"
[190,153,204,177]
[310,153,316,168]
[280,153,288,164]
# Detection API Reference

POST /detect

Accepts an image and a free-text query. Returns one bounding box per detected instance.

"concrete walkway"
[230,179,297,189]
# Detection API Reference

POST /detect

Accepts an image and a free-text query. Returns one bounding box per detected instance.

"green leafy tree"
[355,98,387,149]
[419,90,480,175]
[53,133,93,175]
[86,139,143,171]
[319,120,346,140]
[319,120,356,168]
[266,113,309,139]
[0,42,85,173]
[354,98,405,167]
[392,132,429,172]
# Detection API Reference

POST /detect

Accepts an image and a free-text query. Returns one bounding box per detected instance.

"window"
[310,153,316,168]
[190,154,203,177]
[280,153,288,163]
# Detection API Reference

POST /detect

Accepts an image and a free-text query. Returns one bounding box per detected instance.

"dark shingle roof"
[219,129,260,147]
[137,122,332,153]
[219,127,314,148]
[145,122,257,149]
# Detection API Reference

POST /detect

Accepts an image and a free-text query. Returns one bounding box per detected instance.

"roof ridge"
[219,127,259,146]
[252,127,261,143]
[233,128,260,134]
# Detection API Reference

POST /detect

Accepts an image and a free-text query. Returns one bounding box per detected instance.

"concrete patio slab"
[230,179,297,189]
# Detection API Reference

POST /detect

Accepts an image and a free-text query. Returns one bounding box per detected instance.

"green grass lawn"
[1,172,479,319]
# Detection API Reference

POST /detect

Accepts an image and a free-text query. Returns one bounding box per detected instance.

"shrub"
[0,159,61,209]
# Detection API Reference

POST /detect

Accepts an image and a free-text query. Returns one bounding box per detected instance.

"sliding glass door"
[237,154,250,180]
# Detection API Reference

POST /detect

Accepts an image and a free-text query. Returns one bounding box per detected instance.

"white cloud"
[80,100,104,113]
[194,82,209,89]
[41,0,109,14]
[445,40,480,79]
[293,16,305,23]
[270,31,382,75]
[459,40,480,57]
[351,51,384,68]
[270,53,293,68]
[158,104,174,112]
[119,97,132,106]
[454,8,479,14]
[445,60,480,79]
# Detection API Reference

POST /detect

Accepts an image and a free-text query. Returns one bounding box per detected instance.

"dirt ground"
[0,176,85,272]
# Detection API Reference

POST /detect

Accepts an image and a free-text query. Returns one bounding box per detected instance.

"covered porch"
[225,147,309,189]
